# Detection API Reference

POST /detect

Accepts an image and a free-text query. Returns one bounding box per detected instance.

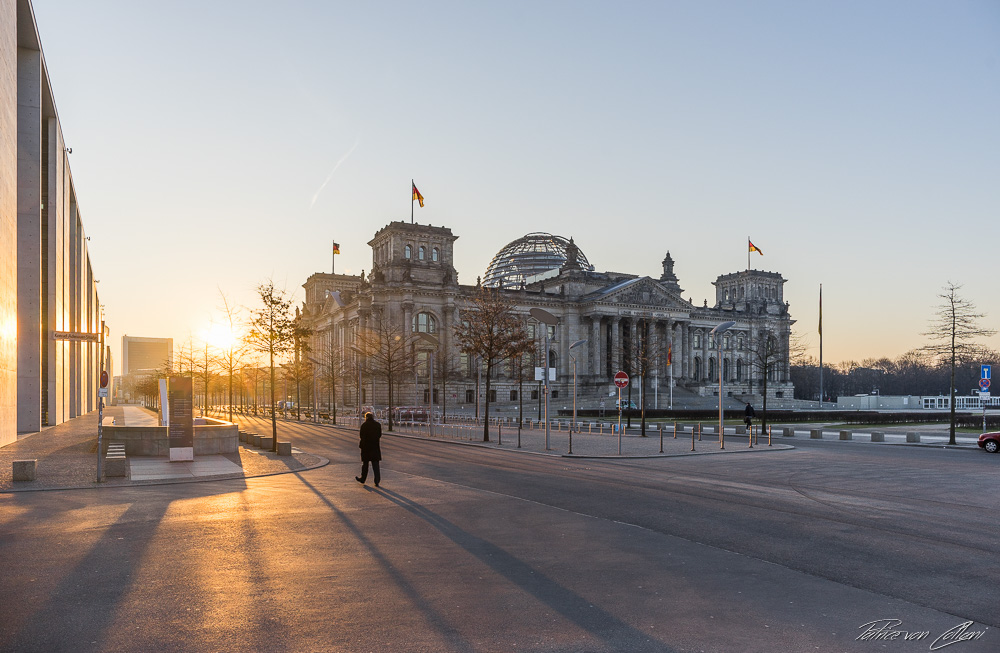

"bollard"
[659,425,663,453]
[768,425,772,446]
[906,432,920,443]
[498,422,502,446]
[810,429,823,439]
[698,423,702,441]
[870,431,885,442]
[839,430,853,440]
[691,423,695,451]
[782,427,795,437]
[673,421,678,439]
[749,424,753,448]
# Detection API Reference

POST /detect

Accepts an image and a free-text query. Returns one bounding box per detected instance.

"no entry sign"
[614,371,629,388]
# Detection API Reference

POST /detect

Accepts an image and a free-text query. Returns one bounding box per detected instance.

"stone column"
[610,317,620,373]
[590,317,602,378]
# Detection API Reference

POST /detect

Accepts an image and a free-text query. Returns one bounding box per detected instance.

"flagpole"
[819,283,824,409]
[411,179,414,224]
[332,241,335,275]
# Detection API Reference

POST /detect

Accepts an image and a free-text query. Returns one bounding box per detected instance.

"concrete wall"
[0,0,16,447]
[4,0,104,441]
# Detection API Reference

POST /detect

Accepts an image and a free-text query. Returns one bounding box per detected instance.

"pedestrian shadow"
[294,474,478,653]
[372,487,674,652]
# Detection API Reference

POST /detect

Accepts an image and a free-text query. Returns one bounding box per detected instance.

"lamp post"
[415,332,439,438]
[710,321,736,450]
[569,339,588,434]
[530,308,559,450]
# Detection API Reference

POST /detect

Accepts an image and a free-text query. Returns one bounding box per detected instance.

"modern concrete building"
[300,221,795,415]
[122,336,172,375]
[1,0,106,446]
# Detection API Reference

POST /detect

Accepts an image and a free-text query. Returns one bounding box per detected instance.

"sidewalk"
[0,406,327,493]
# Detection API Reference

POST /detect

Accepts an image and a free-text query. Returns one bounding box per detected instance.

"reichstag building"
[300,221,794,414]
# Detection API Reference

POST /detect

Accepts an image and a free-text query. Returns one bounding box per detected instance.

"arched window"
[736,359,743,381]
[432,247,439,262]
[694,357,702,380]
[418,246,426,260]
[404,244,411,259]
[412,312,437,334]
[548,350,557,370]
[723,358,730,382]
[708,357,716,382]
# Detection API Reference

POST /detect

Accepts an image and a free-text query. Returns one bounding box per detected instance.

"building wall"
[5,0,104,437]
[0,0,17,446]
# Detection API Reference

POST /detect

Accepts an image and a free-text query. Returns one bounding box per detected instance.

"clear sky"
[31,0,1000,367]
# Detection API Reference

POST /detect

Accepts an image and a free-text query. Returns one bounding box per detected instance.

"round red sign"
[614,371,629,388]
[100,371,109,388]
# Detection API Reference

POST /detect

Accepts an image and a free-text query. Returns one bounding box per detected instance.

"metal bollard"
[659,425,663,453]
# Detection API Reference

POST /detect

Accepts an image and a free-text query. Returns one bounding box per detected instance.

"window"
[527,323,536,339]
[736,359,743,381]
[551,390,559,399]
[738,336,744,350]
[465,389,475,403]
[404,244,411,259]
[489,390,497,402]
[432,247,439,262]
[693,334,702,348]
[418,246,426,260]
[531,389,539,400]
[509,390,517,401]
[723,335,730,350]
[694,357,702,379]
[412,312,437,333]
[547,325,556,339]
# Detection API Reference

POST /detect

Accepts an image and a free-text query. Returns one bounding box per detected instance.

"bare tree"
[216,291,249,423]
[454,286,531,442]
[357,309,412,431]
[247,281,299,452]
[922,282,996,444]
[746,327,801,430]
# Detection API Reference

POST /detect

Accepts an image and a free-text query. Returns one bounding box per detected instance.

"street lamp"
[415,332,439,438]
[529,308,559,450]
[569,339,588,435]
[710,321,736,449]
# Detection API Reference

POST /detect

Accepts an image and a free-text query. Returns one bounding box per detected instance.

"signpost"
[982,365,992,433]
[97,369,108,480]
[614,371,629,455]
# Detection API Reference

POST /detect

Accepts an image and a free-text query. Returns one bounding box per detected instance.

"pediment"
[585,277,690,310]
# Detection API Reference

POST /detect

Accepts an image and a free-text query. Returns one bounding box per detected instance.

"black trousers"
[360,460,380,485]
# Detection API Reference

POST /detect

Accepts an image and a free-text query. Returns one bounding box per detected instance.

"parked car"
[978,432,1000,453]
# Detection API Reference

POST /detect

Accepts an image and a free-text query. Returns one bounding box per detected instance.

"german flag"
[332,242,340,255]
[749,239,763,255]
[412,182,424,208]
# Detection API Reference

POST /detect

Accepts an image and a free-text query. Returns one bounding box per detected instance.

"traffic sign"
[980,391,990,400]
[98,387,109,398]
[614,371,629,388]
[100,370,109,388]
[982,364,992,380]
[980,378,990,390]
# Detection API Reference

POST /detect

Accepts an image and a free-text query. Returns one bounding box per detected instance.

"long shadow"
[294,474,477,653]
[372,487,675,652]
[0,499,170,652]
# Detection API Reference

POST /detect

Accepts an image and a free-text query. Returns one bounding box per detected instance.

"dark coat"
[359,417,382,462]
[744,404,755,418]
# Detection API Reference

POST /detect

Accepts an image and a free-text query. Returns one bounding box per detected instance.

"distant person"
[744,402,755,430]
[356,412,382,487]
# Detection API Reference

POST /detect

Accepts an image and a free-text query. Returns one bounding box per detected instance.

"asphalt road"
[0,417,996,653]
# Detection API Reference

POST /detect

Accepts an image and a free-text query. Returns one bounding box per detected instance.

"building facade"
[300,221,794,416]
[122,336,172,376]
[1,0,106,445]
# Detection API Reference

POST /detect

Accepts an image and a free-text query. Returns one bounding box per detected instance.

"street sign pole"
[613,371,629,455]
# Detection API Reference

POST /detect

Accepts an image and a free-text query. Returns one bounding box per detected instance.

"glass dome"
[482,233,594,289]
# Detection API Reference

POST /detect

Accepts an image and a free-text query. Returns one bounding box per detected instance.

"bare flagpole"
[411,179,414,224]
[819,283,824,408]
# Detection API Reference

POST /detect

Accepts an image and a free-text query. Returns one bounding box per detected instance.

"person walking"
[356,411,382,487]
[743,402,755,430]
